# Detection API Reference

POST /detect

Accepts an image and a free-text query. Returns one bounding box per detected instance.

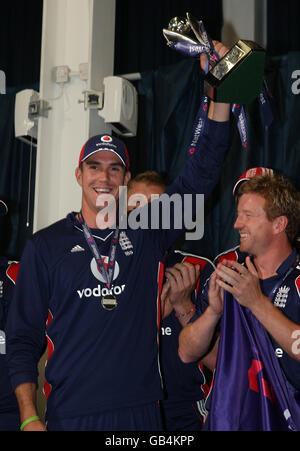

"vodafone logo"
[90,257,120,283]
[77,258,124,300]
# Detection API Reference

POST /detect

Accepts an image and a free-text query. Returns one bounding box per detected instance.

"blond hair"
[127,171,166,191]
[238,174,300,243]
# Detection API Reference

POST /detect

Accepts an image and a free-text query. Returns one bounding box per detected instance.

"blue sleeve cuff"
[10,372,38,392]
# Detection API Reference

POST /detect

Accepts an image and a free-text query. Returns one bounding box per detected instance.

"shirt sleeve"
[149,118,230,253]
[6,238,49,390]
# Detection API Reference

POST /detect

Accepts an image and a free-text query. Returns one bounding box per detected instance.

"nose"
[98,167,109,183]
[234,214,242,229]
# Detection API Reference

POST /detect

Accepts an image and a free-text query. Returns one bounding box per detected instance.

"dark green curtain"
[204,52,300,259]
[0,88,37,259]
[137,59,202,183]
[136,52,300,260]
[0,1,43,258]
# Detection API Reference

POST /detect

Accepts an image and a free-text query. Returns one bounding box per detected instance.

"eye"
[110,166,122,173]
[236,212,251,220]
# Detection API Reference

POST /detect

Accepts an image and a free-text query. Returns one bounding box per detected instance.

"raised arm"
[206,40,230,122]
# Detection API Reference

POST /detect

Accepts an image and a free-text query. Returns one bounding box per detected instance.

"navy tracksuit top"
[6,119,229,420]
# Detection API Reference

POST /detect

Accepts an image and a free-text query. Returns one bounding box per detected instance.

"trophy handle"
[162,29,198,45]
[186,13,207,47]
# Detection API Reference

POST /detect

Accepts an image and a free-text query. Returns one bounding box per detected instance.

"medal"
[78,212,120,311]
[101,294,118,311]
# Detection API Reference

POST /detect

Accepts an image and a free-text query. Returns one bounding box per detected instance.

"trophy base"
[204,40,266,104]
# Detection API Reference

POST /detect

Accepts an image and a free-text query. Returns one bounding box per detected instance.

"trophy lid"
[168,16,191,35]
[163,14,198,45]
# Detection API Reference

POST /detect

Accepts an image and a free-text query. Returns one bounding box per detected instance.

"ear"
[75,166,83,187]
[124,170,131,186]
[273,215,288,235]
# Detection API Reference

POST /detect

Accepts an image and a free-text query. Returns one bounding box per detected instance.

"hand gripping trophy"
[163,13,273,149]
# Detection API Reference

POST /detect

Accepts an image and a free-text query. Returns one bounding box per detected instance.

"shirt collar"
[275,248,297,276]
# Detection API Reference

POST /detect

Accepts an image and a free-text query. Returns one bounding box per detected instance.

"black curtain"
[267,0,300,56]
[0,0,43,259]
[114,0,223,76]
[0,1,43,88]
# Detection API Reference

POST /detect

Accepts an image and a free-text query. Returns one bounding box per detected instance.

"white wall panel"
[34,0,116,232]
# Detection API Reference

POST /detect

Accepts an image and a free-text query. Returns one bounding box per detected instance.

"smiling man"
[236,194,276,255]
[179,168,300,430]
[76,135,131,228]
[6,42,231,432]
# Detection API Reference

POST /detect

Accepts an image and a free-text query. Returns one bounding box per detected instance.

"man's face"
[234,193,276,256]
[76,150,131,218]
[127,181,165,211]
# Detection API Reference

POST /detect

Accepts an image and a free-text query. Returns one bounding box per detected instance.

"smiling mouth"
[94,188,112,194]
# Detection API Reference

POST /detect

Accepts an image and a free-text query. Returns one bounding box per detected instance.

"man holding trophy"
[6,14,264,431]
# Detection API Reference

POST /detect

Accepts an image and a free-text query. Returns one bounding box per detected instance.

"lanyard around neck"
[78,212,120,289]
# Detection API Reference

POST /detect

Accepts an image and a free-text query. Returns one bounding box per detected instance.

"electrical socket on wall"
[52,65,70,84]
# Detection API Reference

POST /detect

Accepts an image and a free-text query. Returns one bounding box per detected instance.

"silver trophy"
[163,13,266,104]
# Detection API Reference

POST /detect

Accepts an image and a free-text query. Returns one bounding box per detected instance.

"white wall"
[222,0,267,48]
[34,0,116,233]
